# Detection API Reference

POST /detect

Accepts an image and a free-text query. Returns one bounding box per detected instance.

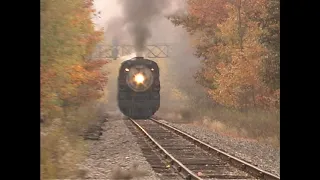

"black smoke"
[117,0,170,56]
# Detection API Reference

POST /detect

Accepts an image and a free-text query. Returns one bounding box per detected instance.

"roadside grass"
[41,99,108,179]
[162,86,280,148]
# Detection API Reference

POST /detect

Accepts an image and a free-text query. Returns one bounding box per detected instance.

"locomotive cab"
[117,57,160,119]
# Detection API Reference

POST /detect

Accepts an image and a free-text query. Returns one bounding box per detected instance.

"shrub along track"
[80,114,108,140]
[126,118,280,180]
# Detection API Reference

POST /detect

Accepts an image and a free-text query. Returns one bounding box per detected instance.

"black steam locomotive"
[117,57,160,119]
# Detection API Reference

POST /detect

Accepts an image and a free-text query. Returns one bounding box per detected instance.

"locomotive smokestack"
[117,0,170,55]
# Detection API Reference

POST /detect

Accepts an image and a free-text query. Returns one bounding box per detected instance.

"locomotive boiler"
[117,57,160,119]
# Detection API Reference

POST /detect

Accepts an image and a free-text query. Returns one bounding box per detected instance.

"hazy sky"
[93,0,186,29]
[93,0,122,28]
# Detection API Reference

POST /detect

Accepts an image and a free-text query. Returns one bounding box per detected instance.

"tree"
[41,0,107,119]
[260,0,280,90]
[41,0,108,178]
[170,0,228,61]
[170,0,280,110]
[207,1,267,109]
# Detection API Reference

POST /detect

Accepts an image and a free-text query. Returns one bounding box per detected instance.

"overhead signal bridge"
[89,44,173,60]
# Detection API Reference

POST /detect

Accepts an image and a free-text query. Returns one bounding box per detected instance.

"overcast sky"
[92,0,188,44]
[93,0,122,29]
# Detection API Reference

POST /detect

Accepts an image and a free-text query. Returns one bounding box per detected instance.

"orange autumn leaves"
[41,60,108,114]
[41,0,108,117]
[175,0,279,110]
[210,7,268,109]
[188,0,228,26]
[69,60,108,92]
[67,60,108,104]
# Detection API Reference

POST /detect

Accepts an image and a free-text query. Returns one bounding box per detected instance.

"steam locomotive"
[117,57,160,119]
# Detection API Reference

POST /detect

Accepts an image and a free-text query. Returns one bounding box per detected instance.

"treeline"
[170,0,279,111]
[41,0,107,178]
[41,0,107,118]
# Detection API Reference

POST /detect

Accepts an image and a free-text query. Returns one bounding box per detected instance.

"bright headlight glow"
[134,73,145,84]
[126,65,153,92]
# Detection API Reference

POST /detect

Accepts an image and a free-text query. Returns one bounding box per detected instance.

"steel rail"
[150,118,280,180]
[129,119,203,180]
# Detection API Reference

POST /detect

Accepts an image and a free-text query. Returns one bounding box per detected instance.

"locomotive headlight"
[126,65,154,92]
[125,68,129,72]
[134,73,145,84]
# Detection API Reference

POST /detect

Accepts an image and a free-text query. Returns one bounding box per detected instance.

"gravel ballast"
[79,61,162,179]
[158,120,280,177]
[79,112,161,180]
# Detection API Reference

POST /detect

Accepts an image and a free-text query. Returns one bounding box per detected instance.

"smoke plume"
[117,0,170,56]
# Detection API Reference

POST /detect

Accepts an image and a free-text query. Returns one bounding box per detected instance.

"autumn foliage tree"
[41,0,108,119]
[170,0,280,110]
[41,0,108,178]
[260,0,280,91]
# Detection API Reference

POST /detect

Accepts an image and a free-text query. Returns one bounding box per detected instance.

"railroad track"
[125,119,182,180]
[126,118,280,180]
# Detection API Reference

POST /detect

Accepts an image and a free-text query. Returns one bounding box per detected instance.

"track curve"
[127,118,280,180]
